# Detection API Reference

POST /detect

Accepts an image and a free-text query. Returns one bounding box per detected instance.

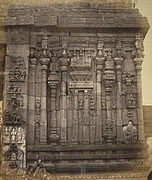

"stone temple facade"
[1,0,151,177]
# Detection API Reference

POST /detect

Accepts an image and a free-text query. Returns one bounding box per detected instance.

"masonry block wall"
[0,0,151,176]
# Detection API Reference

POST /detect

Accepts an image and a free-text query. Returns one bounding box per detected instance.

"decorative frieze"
[71,52,92,68]
[3,126,25,144]
[4,111,24,125]
[69,81,93,89]
[8,56,26,82]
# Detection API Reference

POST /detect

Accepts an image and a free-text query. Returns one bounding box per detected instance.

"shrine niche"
[2,0,151,175]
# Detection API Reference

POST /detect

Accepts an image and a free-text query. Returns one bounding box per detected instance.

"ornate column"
[28,48,37,144]
[60,42,70,145]
[95,40,105,144]
[83,90,89,144]
[71,89,79,144]
[39,35,50,144]
[114,41,124,142]
[48,59,59,144]
[133,35,145,142]
[103,51,116,143]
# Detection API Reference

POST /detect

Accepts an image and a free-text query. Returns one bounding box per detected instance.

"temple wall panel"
[1,1,150,175]
[3,32,30,168]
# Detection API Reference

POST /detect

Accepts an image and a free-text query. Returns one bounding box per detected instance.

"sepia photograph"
[0,0,152,179]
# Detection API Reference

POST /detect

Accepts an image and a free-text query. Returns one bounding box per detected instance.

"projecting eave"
[1,3,150,38]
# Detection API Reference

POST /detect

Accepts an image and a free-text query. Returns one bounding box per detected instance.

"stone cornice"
[0,2,149,37]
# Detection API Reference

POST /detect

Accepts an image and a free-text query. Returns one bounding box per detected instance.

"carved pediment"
[70,71,92,81]
[71,57,92,69]
[69,81,93,89]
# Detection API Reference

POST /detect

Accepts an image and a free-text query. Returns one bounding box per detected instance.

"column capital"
[114,57,123,70]
[40,58,50,70]
[48,81,58,89]
[48,71,59,82]
[29,58,37,67]
[60,57,69,69]
[96,57,105,70]
[71,89,78,96]
[96,40,105,70]
[134,58,143,71]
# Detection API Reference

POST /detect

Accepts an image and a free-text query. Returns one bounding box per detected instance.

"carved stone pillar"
[71,90,79,144]
[60,58,69,145]
[95,40,105,144]
[48,74,59,145]
[103,51,116,143]
[104,52,115,121]
[39,57,50,144]
[133,35,145,142]
[28,49,37,144]
[115,57,123,142]
[83,90,89,144]
[114,41,124,142]
[134,58,144,141]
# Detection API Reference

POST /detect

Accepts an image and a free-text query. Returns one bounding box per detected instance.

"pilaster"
[27,48,37,144]
[95,40,105,144]
[39,35,50,144]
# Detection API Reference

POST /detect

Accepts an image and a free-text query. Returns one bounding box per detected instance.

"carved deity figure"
[10,127,17,143]
[128,94,136,108]
[123,121,138,143]
[17,127,24,143]
[35,98,41,115]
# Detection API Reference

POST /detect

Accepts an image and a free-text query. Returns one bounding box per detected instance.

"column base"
[71,140,78,145]
[49,129,60,144]
[60,139,67,146]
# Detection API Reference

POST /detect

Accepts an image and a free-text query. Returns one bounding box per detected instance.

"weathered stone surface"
[144,106,152,138]
[1,0,150,177]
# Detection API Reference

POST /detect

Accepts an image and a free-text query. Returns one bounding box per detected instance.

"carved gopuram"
[1,0,151,177]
